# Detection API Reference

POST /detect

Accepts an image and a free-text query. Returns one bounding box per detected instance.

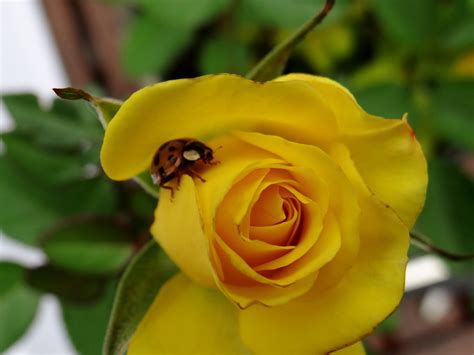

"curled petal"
[276,74,427,229]
[101,74,338,181]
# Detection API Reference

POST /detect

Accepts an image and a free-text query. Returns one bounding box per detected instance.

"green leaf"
[26,265,107,302]
[0,262,40,352]
[130,189,156,220]
[438,0,474,51]
[122,15,193,78]
[62,282,116,355]
[246,0,335,82]
[199,36,252,75]
[138,0,230,29]
[2,133,85,185]
[351,84,412,118]
[431,80,474,151]
[103,241,178,355]
[0,158,60,245]
[238,0,347,28]
[2,94,101,149]
[415,158,474,272]
[0,157,117,245]
[42,221,132,275]
[52,90,160,199]
[370,0,437,48]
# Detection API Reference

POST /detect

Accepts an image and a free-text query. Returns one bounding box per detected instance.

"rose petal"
[235,131,360,288]
[239,175,408,354]
[101,74,338,181]
[129,273,249,354]
[214,237,318,308]
[254,212,341,286]
[151,175,214,287]
[276,74,427,229]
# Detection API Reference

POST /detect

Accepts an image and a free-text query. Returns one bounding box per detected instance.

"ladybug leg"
[175,171,182,190]
[187,168,206,183]
[208,159,220,166]
[160,184,175,199]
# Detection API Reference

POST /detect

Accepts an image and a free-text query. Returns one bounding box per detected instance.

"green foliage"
[199,36,251,75]
[0,156,116,245]
[370,0,437,48]
[103,241,178,355]
[62,283,117,355]
[415,158,474,267]
[122,15,194,78]
[238,0,347,28]
[137,0,230,29]
[431,80,474,151]
[246,0,336,81]
[0,93,159,352]
[352,84,412,119]
[122,0,230,78]
[42,221,132,275]
[27,265,107,303]
[0,263,40,352]
[2,94,101,148]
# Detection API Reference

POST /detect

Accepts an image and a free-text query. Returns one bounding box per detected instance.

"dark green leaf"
[438,0,474,51]
[138,0,230,29]
[238,0,347,28]
[370,0,437,48]
[42,221,132,275]
[122,15,193,78]
[351,84,412,118]
[0,262,40,352]
[2,133,85,185]
[246,0,335,82]
[26,265,107,302]
[0,158,59,245]
[103,241,178,355]
[52,92,159,199]
[62,282,116,355]
[199,36,252,75]
[415,158,474,272]
[431,80,474,151]
[2,94,101,149]
[0,156,117,245]
[130,190,156,220]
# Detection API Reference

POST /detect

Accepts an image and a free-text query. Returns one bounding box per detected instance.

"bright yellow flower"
[101,74,427,354]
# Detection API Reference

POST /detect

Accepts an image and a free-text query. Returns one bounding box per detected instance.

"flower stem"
[246,0,335,82]
[410,231,474,261]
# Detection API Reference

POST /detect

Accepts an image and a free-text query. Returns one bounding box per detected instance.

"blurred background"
[0,0,473,354]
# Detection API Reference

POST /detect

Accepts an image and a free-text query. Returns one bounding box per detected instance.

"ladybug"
[150,138,218,197]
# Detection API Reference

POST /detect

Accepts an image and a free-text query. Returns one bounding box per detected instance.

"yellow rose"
[101,74,427,354]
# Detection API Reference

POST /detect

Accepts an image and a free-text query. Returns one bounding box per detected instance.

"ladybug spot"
[168,146,177,152]
[158,167,166,177]
[153,153,160,165]
[168,155,177,163]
